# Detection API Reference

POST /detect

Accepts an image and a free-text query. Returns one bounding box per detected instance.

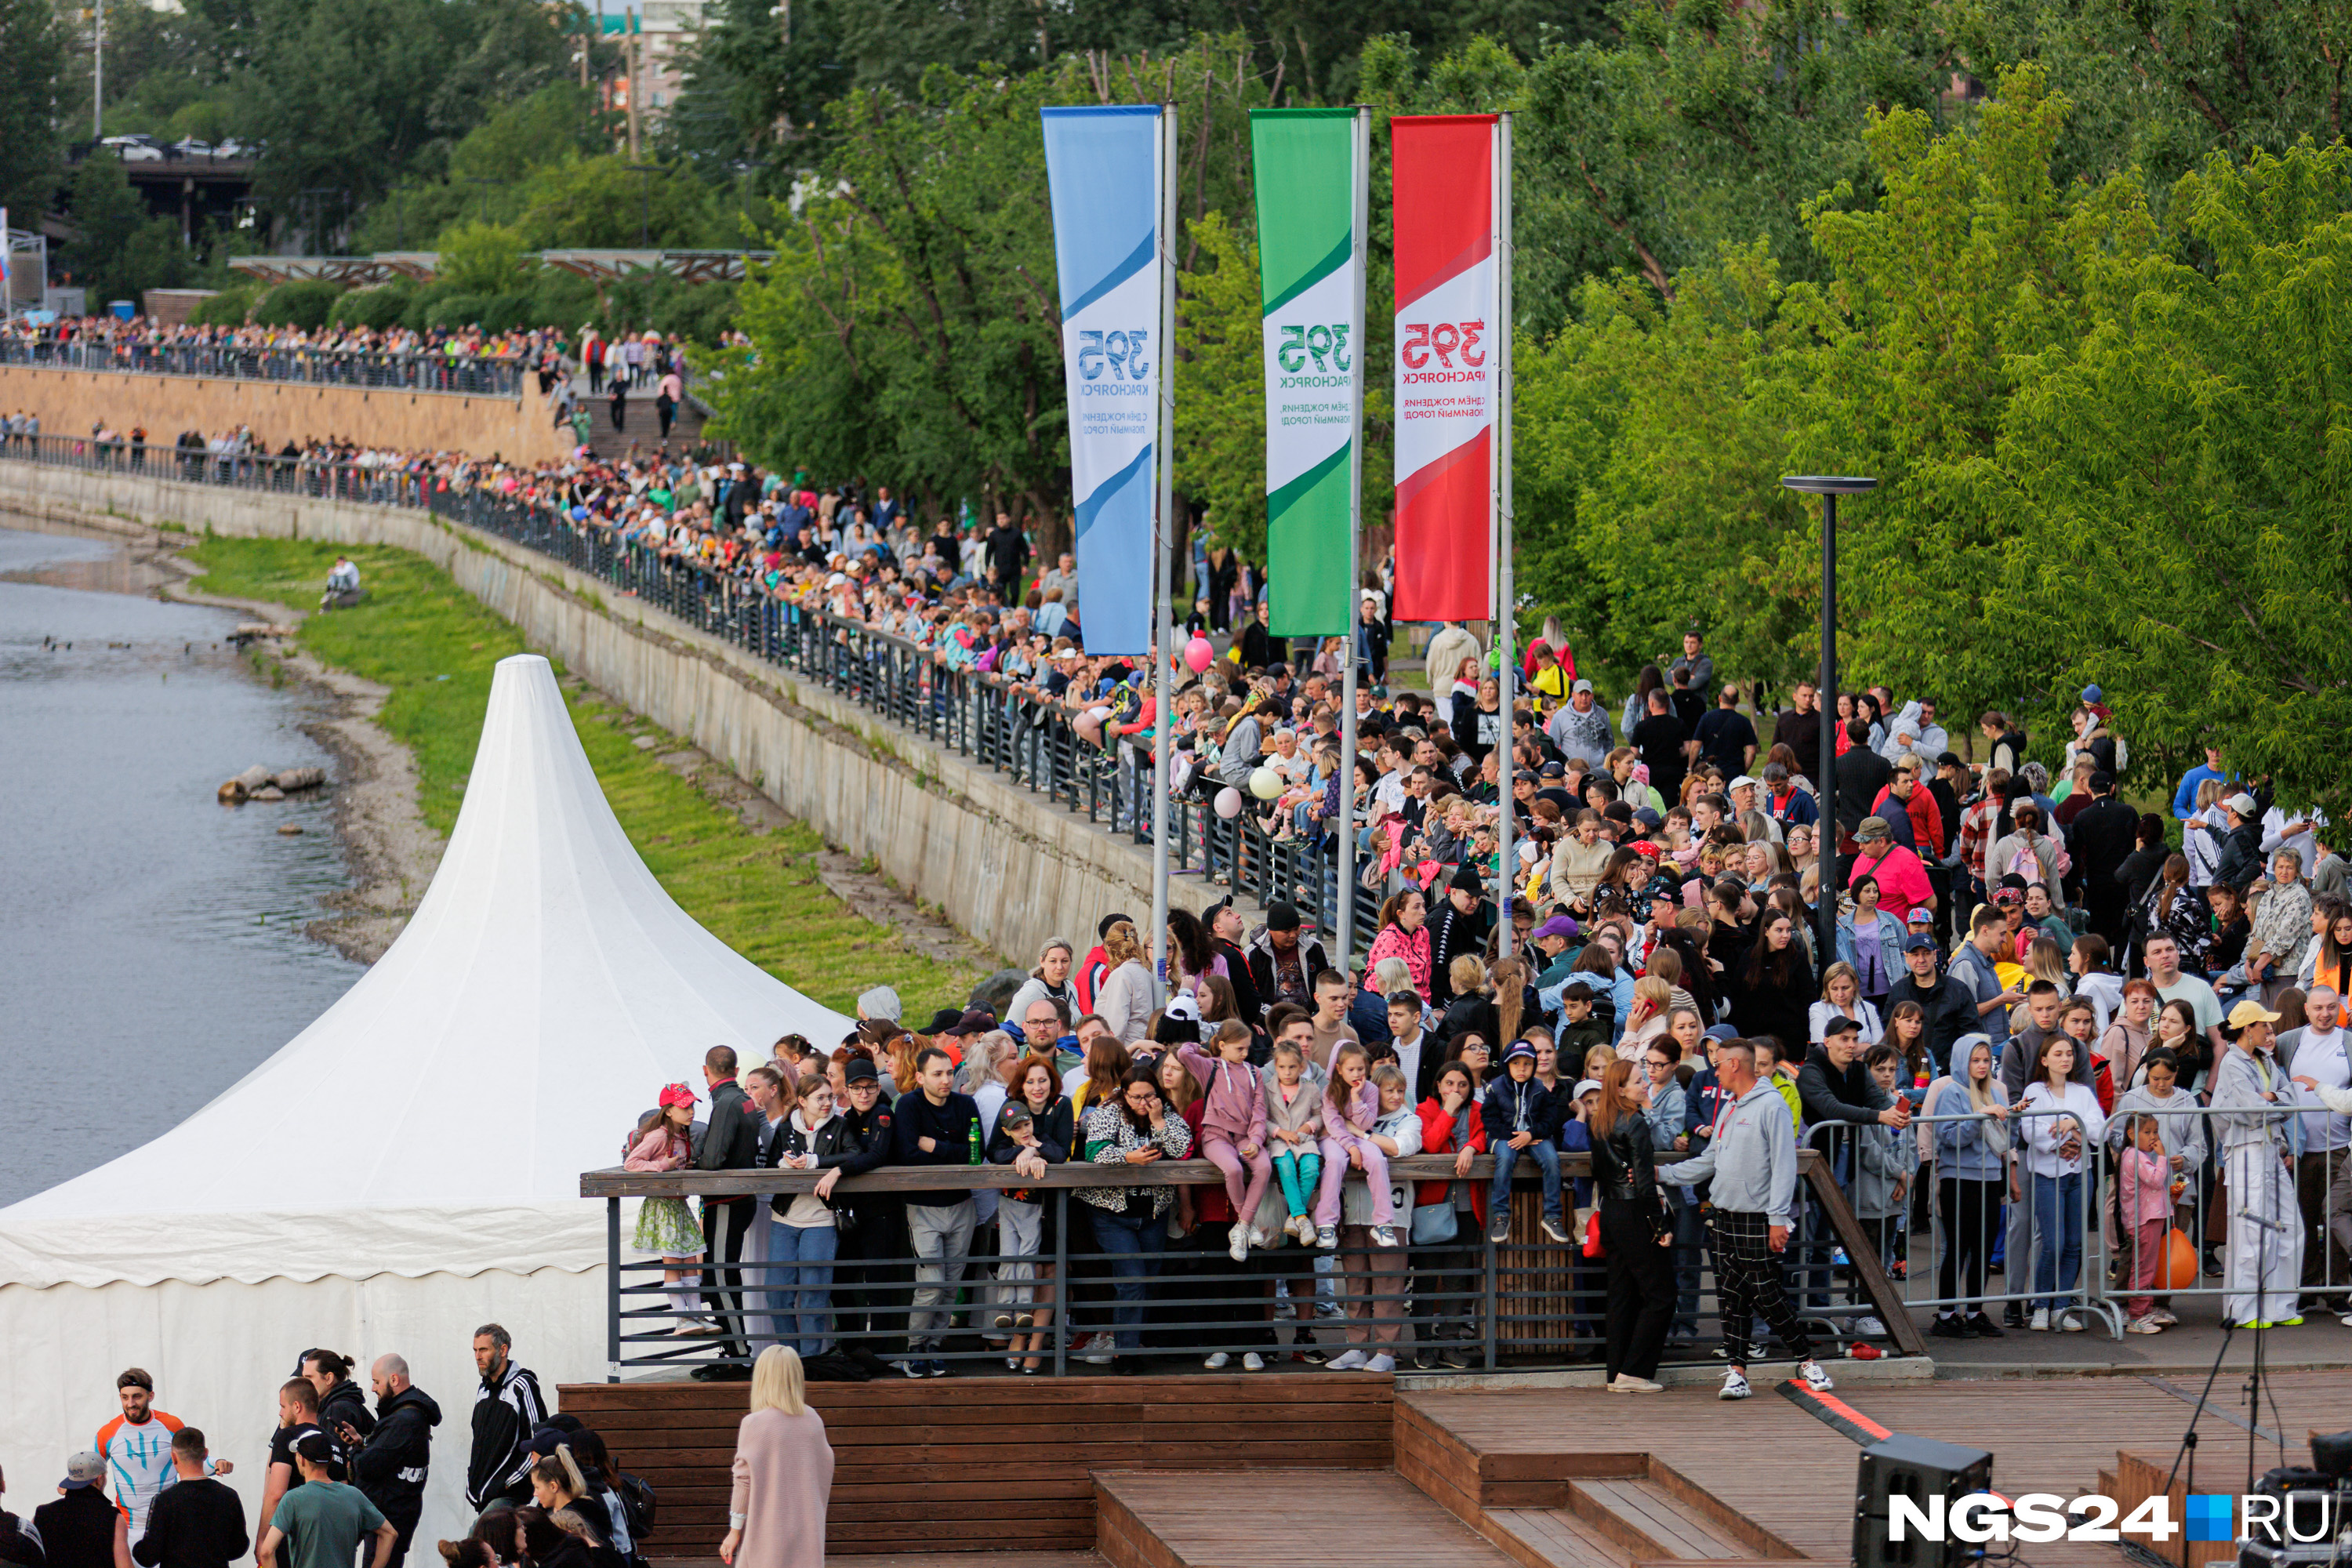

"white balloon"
[1248,766,1283,800]
[1214,787,1244,819]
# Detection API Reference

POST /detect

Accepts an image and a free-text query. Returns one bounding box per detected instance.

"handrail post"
[607,1195,622,1382]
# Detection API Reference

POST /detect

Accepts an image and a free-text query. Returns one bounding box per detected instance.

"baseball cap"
[2225,1000,2281,1029]
[2225,791,2259,817]
[62,1452,105,1489]
[1164,993,1200,1024]
[1937,751,1964,768]
[946,1008,995,1036]
[1501,1040,1538,1065]
[1534,914,1581,942]
[1823,1014,1861,1037]
[1730,775,1759,792]
[657,1082,699,1109]
[1632,807,1663,829]
[293,1433,335,1468]
[857,985,903,1022]
[1904,934,1939,953]
[1993,887,2024,907]
[924,1007,966,1035]
[1572,678,1594,694]
[1573,1078,1602,1099]
[1906,906,1936,924]
[1539,760,1566,779]
[844,1055,880,1084]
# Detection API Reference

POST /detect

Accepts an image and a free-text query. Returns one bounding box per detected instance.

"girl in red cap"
[626,1085,707,1330]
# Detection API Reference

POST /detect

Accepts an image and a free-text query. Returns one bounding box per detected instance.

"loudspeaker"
[1854,1432,1998,1568]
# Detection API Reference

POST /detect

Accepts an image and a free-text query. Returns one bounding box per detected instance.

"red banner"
[1390,115,1498,625]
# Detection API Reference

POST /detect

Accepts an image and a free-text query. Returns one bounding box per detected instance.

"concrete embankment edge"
[1,465,1171,965]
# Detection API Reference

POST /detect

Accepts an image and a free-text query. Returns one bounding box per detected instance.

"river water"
[0,522,365,1208]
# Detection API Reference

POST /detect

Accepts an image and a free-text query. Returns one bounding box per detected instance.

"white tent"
[0,654,850,1540]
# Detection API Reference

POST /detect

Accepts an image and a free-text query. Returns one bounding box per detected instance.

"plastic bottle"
[967,1116,983,1164]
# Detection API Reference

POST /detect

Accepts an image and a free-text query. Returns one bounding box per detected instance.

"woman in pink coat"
[720,1348,833,1568]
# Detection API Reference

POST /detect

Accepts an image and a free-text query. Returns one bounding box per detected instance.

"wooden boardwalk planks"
[1095,1468,1516,1568]
[564,1374,1392,1557]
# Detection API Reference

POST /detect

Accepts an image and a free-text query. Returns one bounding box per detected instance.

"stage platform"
[575,1367,2345,1566]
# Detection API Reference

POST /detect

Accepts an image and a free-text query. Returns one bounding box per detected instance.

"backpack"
[613,1472,657,1542]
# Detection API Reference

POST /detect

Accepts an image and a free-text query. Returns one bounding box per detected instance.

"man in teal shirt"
[260,1436,397,1568]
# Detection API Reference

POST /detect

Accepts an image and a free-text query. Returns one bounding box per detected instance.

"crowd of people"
[5,373,2349,1403]
[0,1329,677,1568]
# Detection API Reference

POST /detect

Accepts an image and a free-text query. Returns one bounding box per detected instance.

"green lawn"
[184,535,988,1018]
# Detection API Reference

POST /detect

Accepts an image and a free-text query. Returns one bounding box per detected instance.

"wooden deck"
[1395,1371,2352,1566]
[561,1374,1392,1556]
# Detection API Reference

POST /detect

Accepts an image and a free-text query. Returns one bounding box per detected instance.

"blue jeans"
[769,1222,839,1356]
[2029,1170,2084,1313]
[1487,1138,1563,1225]
[1089,1205,1160,1351]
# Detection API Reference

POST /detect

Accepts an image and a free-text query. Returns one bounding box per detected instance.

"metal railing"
[0,336,528,396]
[583,1149,1913,1378]
[1842,1099,2346,1340]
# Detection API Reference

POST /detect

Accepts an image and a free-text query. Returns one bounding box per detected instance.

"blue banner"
[1040,105,1163,656]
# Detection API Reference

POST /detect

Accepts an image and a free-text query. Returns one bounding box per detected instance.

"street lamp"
[1780,474,1876,974]
[624,163,662,248]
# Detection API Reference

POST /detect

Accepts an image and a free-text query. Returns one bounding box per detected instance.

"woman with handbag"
[1589,1059,1675,1392]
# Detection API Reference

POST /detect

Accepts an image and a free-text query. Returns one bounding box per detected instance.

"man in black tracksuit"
[826,1056,904,1367]
[464,1327,546,1515]
[696,1044,764,1378]
[341,1359,438,1568]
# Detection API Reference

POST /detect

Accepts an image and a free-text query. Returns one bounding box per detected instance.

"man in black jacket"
[463,1327,546,1515]
[1794,1018,1910,1331]
[1203,900,1265,1025]
[1245,903,1328,1022]
[823,1057,903,1368]
[891,1047,982,1377]
[2067,771,2141,948]
[129,1431,245,1568]
[1886,935,1976,1073]
[1834,720,1893,844]
[33,1456,114,1568]
[1425,865,1494,1010]
[0,1461,44,1568]
[695,1045,764,1378]
[337,1359,437,1568]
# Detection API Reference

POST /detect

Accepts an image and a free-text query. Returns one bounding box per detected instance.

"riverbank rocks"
[216,764,328,803]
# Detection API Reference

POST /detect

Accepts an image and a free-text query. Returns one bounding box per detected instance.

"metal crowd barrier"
[1818,1101,2347,1341]
[583,1149,1918,1377]
[0,336,526,396]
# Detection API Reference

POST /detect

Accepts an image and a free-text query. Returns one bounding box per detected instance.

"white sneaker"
[1327,1348,1367,1371]
[2029,1308,2051,1331]
[2154,1308,2180,1326]
[1316,1225,1339,1250]
[1851,1315,1887,1338]
[1291,1214,1316,1245]
[1229,1229,1250,1262]
[1611,1374,1664,1393]
[2125,1315,2162,1334]
[1365,1352,1396,1374]
[2058,1310,2086,1332]
[1204,1352,1231,1369]
[1243,1352,1266,1371]
[1719,1370,1752,1400]
[1250,1228,1276,1249]
[1370,1224,1399,1248]
[1798,1359,1835,1392]
[1076,1333,1113,1365]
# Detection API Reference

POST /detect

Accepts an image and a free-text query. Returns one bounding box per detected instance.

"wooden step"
[1097,1468,1515,1568]
[1483,1505,1630,1568]
[1566,1480,1751,1562]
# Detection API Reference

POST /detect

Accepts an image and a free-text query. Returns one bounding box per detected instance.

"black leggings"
[1938,1176,2001,1311]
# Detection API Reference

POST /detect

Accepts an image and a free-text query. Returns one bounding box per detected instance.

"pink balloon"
[1214,787,1244,819]
[1185,635,1216,673]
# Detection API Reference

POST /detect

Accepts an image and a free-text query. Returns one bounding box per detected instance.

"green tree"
[0,0,66,215]
[715,39,1272,526]
[434,220,527,294]
[513,155,729,249]
[1992,144,2352,815]
[59,154,195,305]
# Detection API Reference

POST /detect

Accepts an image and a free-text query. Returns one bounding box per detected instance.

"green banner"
[1252,109,1360,639]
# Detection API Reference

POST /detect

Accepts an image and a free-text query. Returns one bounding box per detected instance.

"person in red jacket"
[1414,1061,1490,1367]
[1073,912,1131,1016]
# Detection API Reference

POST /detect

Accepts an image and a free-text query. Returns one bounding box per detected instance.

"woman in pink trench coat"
[720,1348,834,1568]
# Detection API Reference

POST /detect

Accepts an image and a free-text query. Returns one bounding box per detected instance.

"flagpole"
[1149,103,1178,990]
[1336,106,1369,971]
[1494,112,1516,965]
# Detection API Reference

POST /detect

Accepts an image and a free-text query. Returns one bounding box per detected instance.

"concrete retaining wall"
[0,463,1172,966]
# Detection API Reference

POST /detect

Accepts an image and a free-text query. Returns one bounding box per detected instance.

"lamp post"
[1780,474,1876,974]
[625,164,662,248]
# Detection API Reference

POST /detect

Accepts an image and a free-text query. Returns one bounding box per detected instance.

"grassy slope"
[185,535,986,1017]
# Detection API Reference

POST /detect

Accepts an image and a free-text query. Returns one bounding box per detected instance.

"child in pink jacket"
[1178,1021,1275,1261]
[1313,1042,1399,1251]
[2118,1113,2176,1330]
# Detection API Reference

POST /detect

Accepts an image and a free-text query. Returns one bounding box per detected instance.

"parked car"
[98,135,165,162]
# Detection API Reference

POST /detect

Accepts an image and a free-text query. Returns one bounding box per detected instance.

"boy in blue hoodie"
[1482,1041,1570,1244]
